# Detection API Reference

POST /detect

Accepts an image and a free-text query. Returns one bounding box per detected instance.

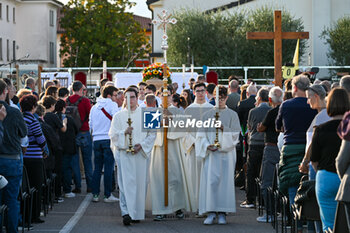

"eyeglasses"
[195,90,205,93]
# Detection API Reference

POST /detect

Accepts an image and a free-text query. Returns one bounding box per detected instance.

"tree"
[167,7,307,80]
[60,0,149,67]
[321,16,350,74]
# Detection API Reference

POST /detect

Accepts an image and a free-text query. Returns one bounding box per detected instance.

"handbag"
[294,175,320,221]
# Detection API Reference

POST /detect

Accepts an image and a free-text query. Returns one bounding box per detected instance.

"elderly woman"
[310,88,350,232]
[20,94,47,223]
[336,110,350,231]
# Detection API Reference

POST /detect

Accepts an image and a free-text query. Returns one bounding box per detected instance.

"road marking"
[59,194,92,233]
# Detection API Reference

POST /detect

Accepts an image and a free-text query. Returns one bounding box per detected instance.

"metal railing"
[1,65,350,84]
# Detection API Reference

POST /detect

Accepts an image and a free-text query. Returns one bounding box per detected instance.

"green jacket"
[278,144,305,195]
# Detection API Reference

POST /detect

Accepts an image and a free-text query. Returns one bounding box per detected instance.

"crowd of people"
[0,73,349,233]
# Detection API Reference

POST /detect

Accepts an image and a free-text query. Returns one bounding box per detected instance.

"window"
[0,38,2,60]
[0,4,2,19]
[49,42,54,64]
[13,7,15,23]
[6,39,9,61]
[12,41,15,61]
[6,5,9,21]
[49,10,54,26]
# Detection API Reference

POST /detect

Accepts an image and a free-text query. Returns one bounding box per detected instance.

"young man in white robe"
[196,85,241,225]
[183,83,213,212]
[150,85,191,220]
[109,87,156,225]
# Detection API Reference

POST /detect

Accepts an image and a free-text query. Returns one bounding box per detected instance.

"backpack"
[66,96,85,130]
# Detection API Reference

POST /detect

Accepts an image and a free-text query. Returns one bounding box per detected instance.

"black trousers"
[24,158,44,221]
[245,144,265,203]
[53,149,63,198]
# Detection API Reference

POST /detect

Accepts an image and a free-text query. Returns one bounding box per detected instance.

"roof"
[133,15,152,31]
[206,0,254,14]
[146,0,160,5]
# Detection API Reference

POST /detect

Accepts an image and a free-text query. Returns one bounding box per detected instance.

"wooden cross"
[246,10,309,87]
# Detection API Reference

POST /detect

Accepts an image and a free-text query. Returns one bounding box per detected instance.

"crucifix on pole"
[152,9,177,207]
[246,10,309,87]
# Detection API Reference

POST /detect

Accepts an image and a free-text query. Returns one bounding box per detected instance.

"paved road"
[29,184,275,233]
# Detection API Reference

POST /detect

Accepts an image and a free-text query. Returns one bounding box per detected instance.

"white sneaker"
[257,214,273,223]
[203,213,216,225]
[103,194,119,203]
[218,213,227,225]
[92,195,99,202]
[64,192,76,198]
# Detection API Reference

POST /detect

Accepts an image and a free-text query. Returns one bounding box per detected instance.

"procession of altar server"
[106,80,240,226]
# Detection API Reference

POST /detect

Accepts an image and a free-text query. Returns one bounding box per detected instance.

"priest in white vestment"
[109,87,156,225]
[150,86,191,220]
[196,85,241,225]
[183,83,213,212]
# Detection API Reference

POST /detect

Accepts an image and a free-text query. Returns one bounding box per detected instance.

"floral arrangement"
[142,62,172,83]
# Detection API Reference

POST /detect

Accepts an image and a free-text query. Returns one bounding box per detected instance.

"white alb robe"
[109,107,156,220]
[196,107,241,215]
[182,102,213,211]
[150,106,191,215]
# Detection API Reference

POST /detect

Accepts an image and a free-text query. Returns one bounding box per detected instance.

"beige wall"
[0,0,61,67]
[0,0,17,63]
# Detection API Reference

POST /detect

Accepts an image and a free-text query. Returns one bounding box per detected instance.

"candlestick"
[212,111,221,148]
[215,85,219,109]
[126,118,135,154]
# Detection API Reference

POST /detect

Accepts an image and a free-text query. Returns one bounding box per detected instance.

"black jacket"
[0,101,27,156]
[57,114,78,155]
[237,95,256,128]
[38,118,58,170]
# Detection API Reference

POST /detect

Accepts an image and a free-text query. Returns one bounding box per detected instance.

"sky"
[58,0,152,18]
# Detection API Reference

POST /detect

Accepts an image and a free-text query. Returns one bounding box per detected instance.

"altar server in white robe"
[150,85,191,221]
[109,87,156,225]
[183,82,213,212]
[196,85,241,225]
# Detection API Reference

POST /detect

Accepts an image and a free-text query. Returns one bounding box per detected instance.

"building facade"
[0,0,63,68]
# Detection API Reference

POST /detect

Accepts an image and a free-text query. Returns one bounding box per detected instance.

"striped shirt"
[23,112,46,158]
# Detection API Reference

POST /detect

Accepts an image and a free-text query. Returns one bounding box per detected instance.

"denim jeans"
[71,154,81,189]
[288,186,303,230]
[62,154,80,193]
[92,140,115,197]
[316,170,341,232]
[76,131,93,189]
[0,157,23,233]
